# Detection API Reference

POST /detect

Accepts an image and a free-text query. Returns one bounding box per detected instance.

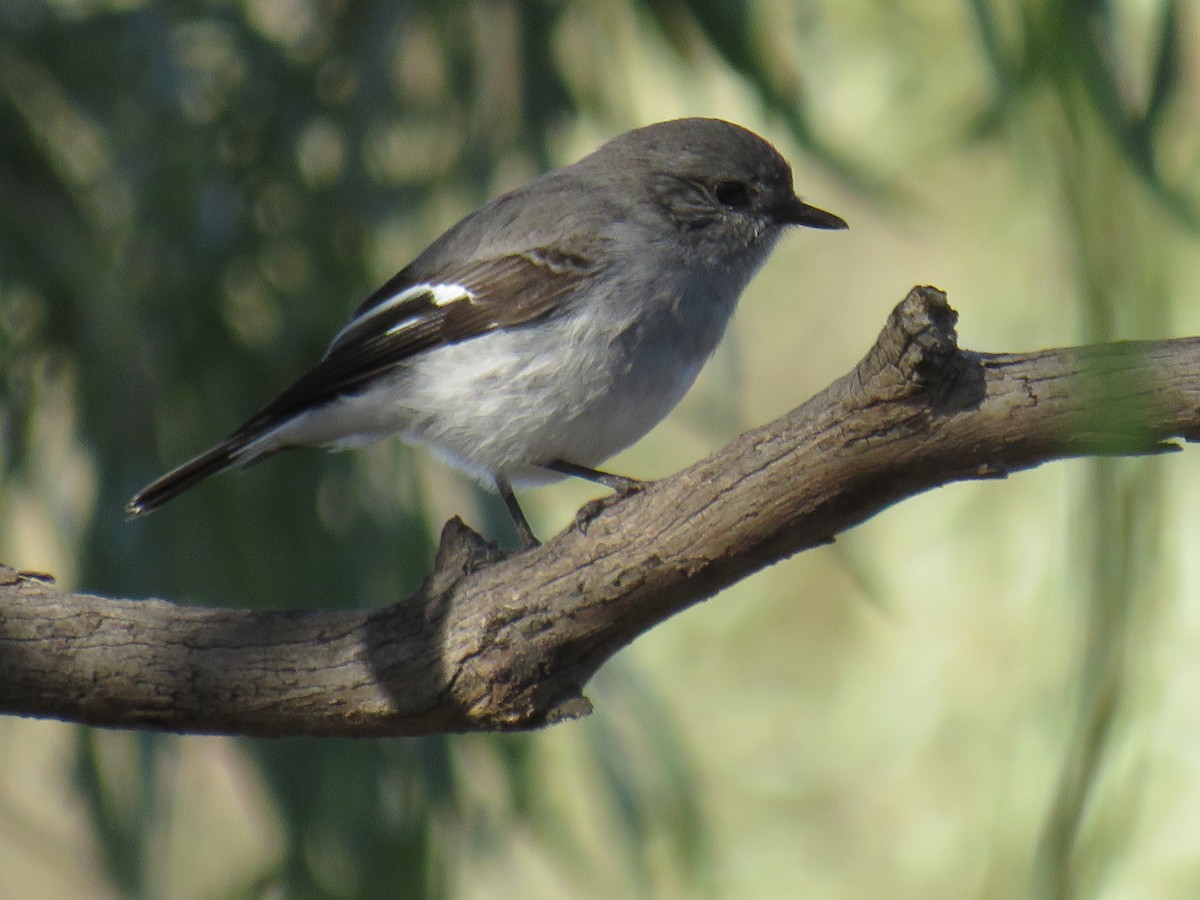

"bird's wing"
[232,244,601,437]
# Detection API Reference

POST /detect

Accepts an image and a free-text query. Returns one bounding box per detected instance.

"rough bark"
[2,286,1198,737]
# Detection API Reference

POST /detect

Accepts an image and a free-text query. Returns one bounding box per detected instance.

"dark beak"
[774,196,848,230]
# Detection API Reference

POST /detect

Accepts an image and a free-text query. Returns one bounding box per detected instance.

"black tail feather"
[127,440,249,517]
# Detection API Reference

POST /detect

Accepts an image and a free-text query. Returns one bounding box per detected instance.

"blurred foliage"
[964,3,1189,897]
[1,0,1198,897]
[969,0,1196,228]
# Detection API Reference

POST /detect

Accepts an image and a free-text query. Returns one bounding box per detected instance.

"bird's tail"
[126,438,260,518]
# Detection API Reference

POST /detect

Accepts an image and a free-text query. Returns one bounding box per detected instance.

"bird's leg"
[547,459,648,535]
[546,459,645,496]
[496,477,540,550]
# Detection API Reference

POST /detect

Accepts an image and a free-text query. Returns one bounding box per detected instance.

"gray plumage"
[128,118,846,542]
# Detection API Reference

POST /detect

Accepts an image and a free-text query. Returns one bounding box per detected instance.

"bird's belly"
[376,312,714,484]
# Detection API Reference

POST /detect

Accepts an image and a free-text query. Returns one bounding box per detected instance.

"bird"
[127,117,847,547]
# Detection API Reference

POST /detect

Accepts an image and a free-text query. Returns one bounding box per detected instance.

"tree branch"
[3,286,1198,737]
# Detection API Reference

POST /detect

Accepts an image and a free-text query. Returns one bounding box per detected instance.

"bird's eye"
[713,180,751,207]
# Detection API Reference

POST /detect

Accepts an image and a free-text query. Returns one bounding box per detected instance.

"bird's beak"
[774,196,848,230]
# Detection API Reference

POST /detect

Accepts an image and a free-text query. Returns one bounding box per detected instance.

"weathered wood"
[2,287,1197,736]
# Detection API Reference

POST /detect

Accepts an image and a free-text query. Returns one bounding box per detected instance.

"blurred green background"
[3,0,1200,897]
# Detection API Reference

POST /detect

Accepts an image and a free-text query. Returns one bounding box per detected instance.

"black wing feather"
[127,243,603,517]
[229,245,601,439]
